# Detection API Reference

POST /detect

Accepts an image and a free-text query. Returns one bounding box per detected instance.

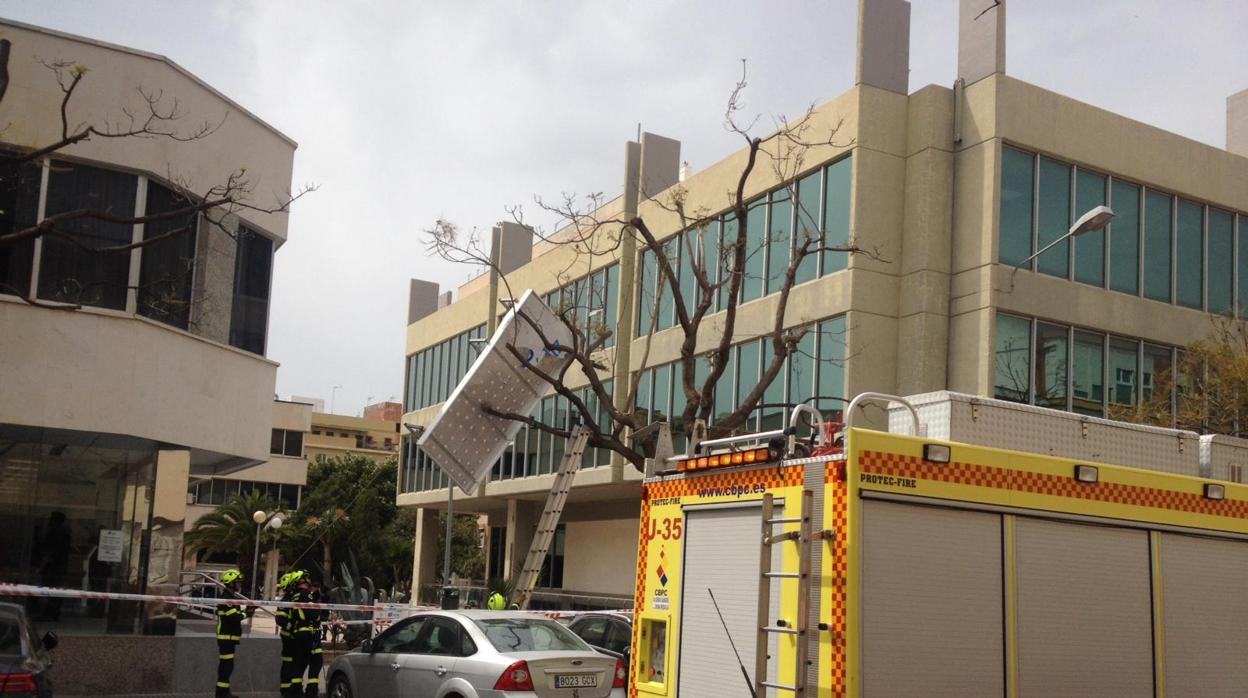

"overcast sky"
[5,1,1246,416]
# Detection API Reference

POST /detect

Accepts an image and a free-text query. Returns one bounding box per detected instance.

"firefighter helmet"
[278,570,304,589]
[220,568,242,585]
[487,592,506,611]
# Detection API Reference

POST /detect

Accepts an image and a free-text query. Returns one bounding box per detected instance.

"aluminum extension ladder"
[756,490,813,696]
[514,425,591,609]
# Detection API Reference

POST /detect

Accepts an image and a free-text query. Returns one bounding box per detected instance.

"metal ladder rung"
[761,626,799,635]
[763,571,800,579]
[765,517,802,525]
[761,681,799,691]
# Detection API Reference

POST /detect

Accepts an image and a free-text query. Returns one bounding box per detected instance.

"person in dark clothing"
[214,569,254,698]
[275,571,301,698]
[36,512,71,620]
[295,574,325,698]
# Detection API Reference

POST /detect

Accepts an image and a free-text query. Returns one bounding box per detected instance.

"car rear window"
[0,618,22,658]
[474,618,589,653]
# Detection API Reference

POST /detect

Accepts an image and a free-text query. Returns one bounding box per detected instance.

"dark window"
[998,146,1034,267]
[269,429,304,457]
[1175,199,1203,309]
[537,523,565,588]
[1208,208,1234,314]
[1143,191,1172,302]
[413,617,467,656]
[1109,181,1141,294]
[0,158,42,296]
[794,169,821,284]
[994,314,1031,403]
[229,225,273,354]
[38,160,138,309]
[138,182,198,328]
[742,198,766,302]
[270,429,284,454]
[1036,157,1071,277]
[822,156,852,274]
[573,618,607,646]
[1034,323,1068,410]
[1073,170,1107,286]
[376,617,426,653]
[766,188,792,294]
[603,619,632,654]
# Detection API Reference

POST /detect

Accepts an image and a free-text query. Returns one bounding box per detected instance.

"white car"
[327,610,626,698]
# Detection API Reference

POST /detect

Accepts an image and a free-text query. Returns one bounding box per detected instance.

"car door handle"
[435,665,448,677]
[390,661,401,671]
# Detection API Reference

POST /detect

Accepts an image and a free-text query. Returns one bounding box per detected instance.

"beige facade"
[0,19,296,634]
[397,3,1248,608]
[306,412,400,464]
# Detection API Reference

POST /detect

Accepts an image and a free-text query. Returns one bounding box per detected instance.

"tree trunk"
[322,534,334,586]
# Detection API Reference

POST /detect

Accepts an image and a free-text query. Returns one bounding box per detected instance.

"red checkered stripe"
[629,487,651,698]
[824,464,848,697]
[859,450,1248,520]
[644,465,804,500]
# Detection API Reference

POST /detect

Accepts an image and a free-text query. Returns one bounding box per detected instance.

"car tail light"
[0,672,38,692]
[494,660,534,691]
[614,657,627,688]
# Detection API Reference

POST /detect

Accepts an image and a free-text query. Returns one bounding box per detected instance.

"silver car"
[327,610,626,698]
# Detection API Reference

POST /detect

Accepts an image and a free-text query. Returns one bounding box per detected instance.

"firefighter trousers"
[303,633,323,697]
[216,640,237,698]
[280,636,299,697]
[286,636,310,698]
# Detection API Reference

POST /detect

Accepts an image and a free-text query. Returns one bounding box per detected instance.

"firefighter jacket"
[291,587,321,637]
[274,591,302,639]
[215,599,252,641]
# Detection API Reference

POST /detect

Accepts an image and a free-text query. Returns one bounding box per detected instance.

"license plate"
[555,673,598,688]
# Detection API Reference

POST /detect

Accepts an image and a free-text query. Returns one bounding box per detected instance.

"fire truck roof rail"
[698,428,786,452]
[846,392,922,435]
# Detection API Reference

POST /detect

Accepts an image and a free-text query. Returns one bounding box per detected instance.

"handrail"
[844,392,921,436]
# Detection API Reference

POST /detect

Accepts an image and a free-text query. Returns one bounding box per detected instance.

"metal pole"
[251,520,262,599]
[443,486,453,583]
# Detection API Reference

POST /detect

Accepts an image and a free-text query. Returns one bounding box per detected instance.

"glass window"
[760,341,785,431]
[994,314,1031,403]
[1073,170,1107,286]
[816,317,846,419]
[742,199,766,302]
[660,237,678,329]
[1034,322,1068,410]
[999,146,1035,267]
[474,618,586,653]
[229,226,273,355]
[670,362,687,453]
[1107,339,1137,407]
[713,349,736,424]
[637,247,656,333]
[1175,199,1203,309]
[789,330,816,409]
[1071,331,1104,417]
[634,369,652,428]
[1208,209,1233,315]
[678,232,696,320]
[137,182,198,328]
[1109,181,1141,295]
[822,157,852,275]
[652,364,671,425]
[718,215,737,310]
[0,160,43,297]
[794,170,821,284]
[377,617,427,653]
[38,160,138,309]
[1143,191,1172,302]
[284,431,304,457]
[1141,344,1172,407]
[270,429,284,455]
[699,220,720,310]
[537,397,553,474]
[766,189,792,294]
[737,340,761,430]
[1036,157,1071,277]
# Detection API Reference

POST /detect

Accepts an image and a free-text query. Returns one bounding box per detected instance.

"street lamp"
[250,510,283,599]
[1009,205,1114,291]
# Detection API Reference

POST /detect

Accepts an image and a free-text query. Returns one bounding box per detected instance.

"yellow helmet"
[487,592,506,611]
[220,568,242,585]
[278,570,304,589]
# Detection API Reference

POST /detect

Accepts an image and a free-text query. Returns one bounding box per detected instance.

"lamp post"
[250,510,283,599]
[1009,205,1115,291]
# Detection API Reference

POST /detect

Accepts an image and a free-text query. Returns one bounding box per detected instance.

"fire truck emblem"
[656,548,668,586]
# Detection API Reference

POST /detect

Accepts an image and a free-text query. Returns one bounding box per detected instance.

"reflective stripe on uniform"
[217,681,230,688]
[310,647,323,654]
[306,677,320,685]
[218,653,235,660]
[281,655,293,661]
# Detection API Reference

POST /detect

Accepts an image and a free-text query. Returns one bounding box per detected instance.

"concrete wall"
[0,19,296,240]
[0,298,277,462]
[561,517,639,597]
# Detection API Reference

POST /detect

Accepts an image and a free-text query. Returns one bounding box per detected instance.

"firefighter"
[293,572,325,697]
[275,571,305,698]
[214,568,253,698]
[487,592,506,611]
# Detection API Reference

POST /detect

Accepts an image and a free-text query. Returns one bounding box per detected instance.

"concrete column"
[1229,89,1248,157]
[145,449,190,635]
[958,0,1005,86]
[411,507,440,600]
[503,498,540,582]
[856,0,911,95]
[408,279,440,325]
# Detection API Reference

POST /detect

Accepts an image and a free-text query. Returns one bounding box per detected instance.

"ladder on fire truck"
[756,489,813,696]
[514,425,592,609]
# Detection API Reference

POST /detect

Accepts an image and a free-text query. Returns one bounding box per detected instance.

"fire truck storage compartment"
[886,391,1200,477]
[1158,532,1248,695]
[860,499,1004,697]
[677,502,782,697]
[1014,517,1153,697]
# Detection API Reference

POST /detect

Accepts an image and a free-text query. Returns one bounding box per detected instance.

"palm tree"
[185,491,282,579]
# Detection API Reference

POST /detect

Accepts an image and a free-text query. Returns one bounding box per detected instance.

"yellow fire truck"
[629,393,1248,697]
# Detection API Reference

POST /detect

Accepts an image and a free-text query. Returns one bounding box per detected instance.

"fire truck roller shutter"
[1159,532,1248,696]
[677,503,782,697]
[860,499,1004,697]
[1015,518,1153,697]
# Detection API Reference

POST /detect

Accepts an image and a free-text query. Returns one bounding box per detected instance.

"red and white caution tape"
[0,582,384,613]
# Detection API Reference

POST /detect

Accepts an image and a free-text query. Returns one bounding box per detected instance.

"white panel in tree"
[418,289,572,493]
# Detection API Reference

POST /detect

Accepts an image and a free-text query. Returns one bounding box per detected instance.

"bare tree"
[0,38,312,311]
[429,64,866,471]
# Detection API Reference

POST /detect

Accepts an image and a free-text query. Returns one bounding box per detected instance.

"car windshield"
[473,618,589,653]
[0,617,23,658]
